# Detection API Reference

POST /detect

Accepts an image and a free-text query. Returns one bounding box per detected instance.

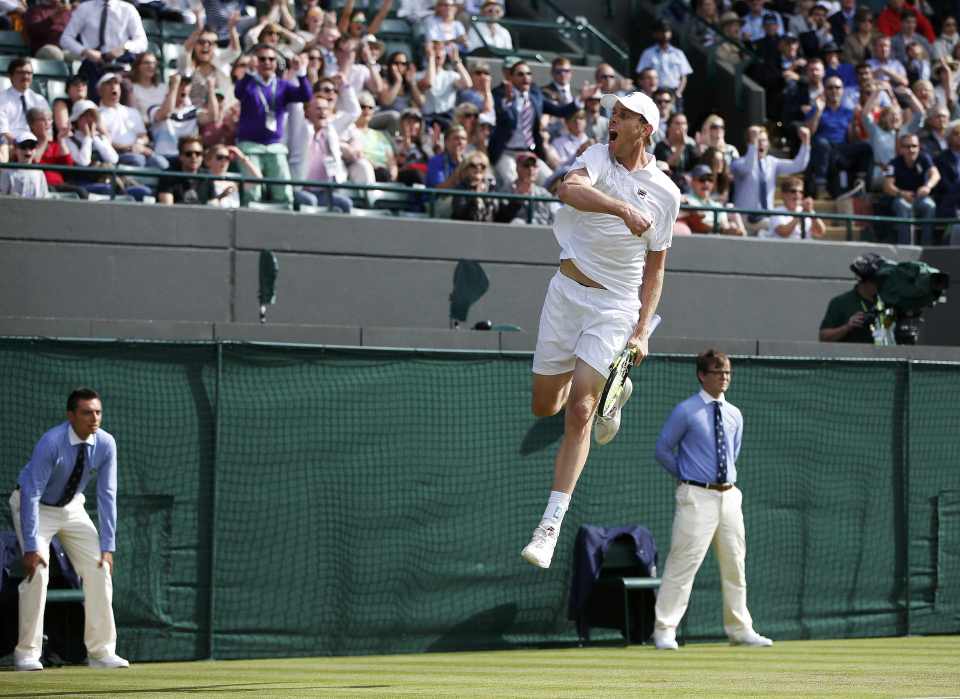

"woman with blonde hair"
[450,150,523,222]
[697,114,740,163]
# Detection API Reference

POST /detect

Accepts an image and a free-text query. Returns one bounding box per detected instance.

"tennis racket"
[596,314,661,420]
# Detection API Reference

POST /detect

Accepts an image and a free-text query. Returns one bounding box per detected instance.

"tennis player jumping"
[521,91,680,569]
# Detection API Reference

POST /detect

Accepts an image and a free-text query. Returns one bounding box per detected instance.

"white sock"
[540,491,571,529]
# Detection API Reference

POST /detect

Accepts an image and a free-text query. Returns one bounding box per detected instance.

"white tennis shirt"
[553,143,680,298]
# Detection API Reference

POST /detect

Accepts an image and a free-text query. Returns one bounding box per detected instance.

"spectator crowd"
[0,0,957,242]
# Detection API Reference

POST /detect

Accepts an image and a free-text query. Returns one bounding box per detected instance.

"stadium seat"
[30,59,70,77]
[378,18,412,38]
[142,18,162,40]
[0,30,28,55]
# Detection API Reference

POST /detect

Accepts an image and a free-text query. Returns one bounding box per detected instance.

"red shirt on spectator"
[24,2,72,55]
[39,141,73,186]
[876,3,935,43]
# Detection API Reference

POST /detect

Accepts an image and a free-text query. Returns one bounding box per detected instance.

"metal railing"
[3,161,958,245]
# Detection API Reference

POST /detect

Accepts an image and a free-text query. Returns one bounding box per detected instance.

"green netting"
[0,339,958,661]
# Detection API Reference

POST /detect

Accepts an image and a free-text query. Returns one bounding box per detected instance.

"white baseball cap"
[69,99,99,122]
[600,91,660,134]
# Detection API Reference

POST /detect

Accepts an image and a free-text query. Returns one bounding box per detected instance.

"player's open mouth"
[609,130,618,141]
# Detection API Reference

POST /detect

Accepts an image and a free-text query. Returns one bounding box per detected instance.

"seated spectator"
[696,114,739,163]
[60,0,148,92]
[394,107,430,184]
[731,124,810,225]
[932,57,959,115]
[843,61,891,113]
[550,109,589,165]
[453,101,480,135]
[903,41,931,83]
[635,20,693,110]
[24,0,72,61]
[338,0,392,40]
[920,104,951,156]
[842,8,875,66]
[235,46,312,203]
[715,12,747,69]
[688,0,721,48]
[829,0,858,47]
[129,53,168,122]
[876,0,935,45]
[1,131,48,198]
[426,122,467,188]
[797,2,834,57]
[882,132,940,244]
[752,32,806,117]
[760,176,826,239]
[783,57,825,128]
[508,152,555,226]
[202,0,257,46]
[457,60,494,117]
[424,0,467,49]
[583,88,607,144]
[334,35,383,97]
[345,91,397,181]
[0,59,49,164]
[311,23,341,74]
[377,50,425,129]
[418,40,472,129]
[542,57,576,138]
[296,94,352,212]
[183,15,241,113]
[932,16,959,60]
[594,63,629,102]
[26,106,86,199]
[156,136,208,205]
[202,96,240,147]
[204,143,263,208]
[823,43,857,88]
[466,0,512,53]
[805,77,873,197]
[742,0,783,43]
[298,6,326,47]
[933,122,960,240]
[680,163,746,235]
[450,151,523,222]
[700,146,734,203]
[474,110,495,151]
[150,74,220,160]
[97,73,168,170]
[891,12,932,66]
[654,112,698,189]
[868,36,909,90]
[636,67,658,99]
[52,76,86,140]
[650,88,674,145]
[397,0,434,24]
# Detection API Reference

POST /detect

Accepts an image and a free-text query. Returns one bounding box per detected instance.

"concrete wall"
[1,197,956,350]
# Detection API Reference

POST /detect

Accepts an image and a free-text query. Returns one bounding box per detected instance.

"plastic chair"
[0,30,28,55]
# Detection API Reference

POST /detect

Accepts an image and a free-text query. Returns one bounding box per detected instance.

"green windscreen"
[0,339,957,660]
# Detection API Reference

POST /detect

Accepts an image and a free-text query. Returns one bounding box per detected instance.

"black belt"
[681,479,734,492]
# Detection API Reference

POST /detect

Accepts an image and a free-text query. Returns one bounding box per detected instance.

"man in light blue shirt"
[635,21,693,110]
[9,388,128,671]
[650,350,772,650]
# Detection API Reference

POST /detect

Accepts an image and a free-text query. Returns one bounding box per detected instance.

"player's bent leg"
[531,371,574,417]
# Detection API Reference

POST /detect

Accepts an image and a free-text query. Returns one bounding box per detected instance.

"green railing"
[4,161,958,245]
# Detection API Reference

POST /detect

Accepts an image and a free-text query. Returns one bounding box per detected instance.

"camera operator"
[819,254,881,342]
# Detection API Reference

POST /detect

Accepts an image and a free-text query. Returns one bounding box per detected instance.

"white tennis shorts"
[532,271,641,379]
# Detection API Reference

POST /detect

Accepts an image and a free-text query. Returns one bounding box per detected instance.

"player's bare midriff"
[559,259,606,290]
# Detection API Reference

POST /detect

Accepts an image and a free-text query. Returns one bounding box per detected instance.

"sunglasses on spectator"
[360,105,375,110]
[466,162,487,169]
[554,68,572,73]
[656,98,672,105]
[257,55,277,63]
[519,159,537,167]
[182,150,204,157]
[710,123,724,129]
[308,53,323,60]
[197,39,216,46]
[213,153,230,161]
[696,176,715,182]
[826,84,843,90]
[318,85,337,92]
[598,74,617,79]
[393,59,409,65]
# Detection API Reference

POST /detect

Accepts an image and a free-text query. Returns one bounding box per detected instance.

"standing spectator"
[594,63,628,100]
[842,8,876,65]
[203,142,263,208]
[466,0,512,53]
[150,74,220,160]
[24,0,72,61]
[680,163,745,235]
[797,2,834,57]
[1,132,48,198]
[876,0,935,44]
[376,50,425,129]
[933,122,960,238]
[297,94,352,212]
[783,57,825,128]
[63,99,121,196]
[868,35,909,89]
[129,53,167,122]
[652,350,773,651]
[932,16,959,60]
[742,0,783,42]
[417,40,472,129]
[891,13,932,65]
[338,0,393,40]
[334,36,383,98]
[689,0,721,48]
[541,57,577,110]
[426,122,467,188]
[0,59,49,164]
[489,59,579,187]
[654,112,699,188]
[862,85,923,187]
[27,106,85,198]
[508,152,556,226]
[760,176,826,239]
[156,135,209,205]
[183,14,241,112]
[882,132,940,244]
[635,21,693,110]
[234,46,312,203]
[8,389,129,672]
[730,124,810,224]
[920,104,951,156]
[715,13,747,69]
[805,77,873,197]
[424,0,467,48]
[700,146,735,203]
[246,20,306,59]
[97,73,168,170]
[60,0,148,91]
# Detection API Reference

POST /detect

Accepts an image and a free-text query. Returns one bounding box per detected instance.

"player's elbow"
[556,179,577,205]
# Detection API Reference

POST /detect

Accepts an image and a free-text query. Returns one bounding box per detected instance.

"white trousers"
[654,483,754,639]
[9,490,117,662]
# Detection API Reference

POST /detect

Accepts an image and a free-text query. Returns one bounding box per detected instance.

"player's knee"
[531,397,562,417]
[564,397,595,432]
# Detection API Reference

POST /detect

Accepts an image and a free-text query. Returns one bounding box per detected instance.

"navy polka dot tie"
[55,443,86,506]
[713,401,728,484]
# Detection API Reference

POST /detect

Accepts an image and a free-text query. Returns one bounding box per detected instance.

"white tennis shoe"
[729,630,773,647]
[594,377,633,446]
[653,630,679,650]
[88,654,130,669]
[521,525,559,568]
[14,657,43,671]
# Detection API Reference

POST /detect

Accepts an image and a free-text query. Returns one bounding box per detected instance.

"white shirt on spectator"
[866,57,907,84]
[304,120,347,183]
[466,22,513,53]
[1,168,48,198]
[60,0,149,55]
[551,131,588,163]
[397,0,433,21]
[0,86,48,138]
[66,132,119,166]
[148,104,199,157]
[635,44,693,91]
[345,63,373,96]
[418,68,459,115]
[760,204,809,240]
[99,103,146,148]
[131,83,168,121]
[424,16,466,43]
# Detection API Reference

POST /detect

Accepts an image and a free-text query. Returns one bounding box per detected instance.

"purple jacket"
[235,73,313,145]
